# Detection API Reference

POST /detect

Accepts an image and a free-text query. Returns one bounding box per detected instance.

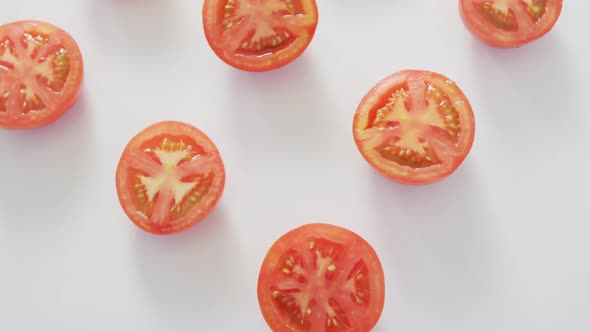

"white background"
[1,1,589,331]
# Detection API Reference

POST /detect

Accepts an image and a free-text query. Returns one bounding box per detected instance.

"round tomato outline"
[353,70,476,185]
[0,20,84,129]
[115,120,226,235]
[257,223,386,332]
[459,0,563,48]
[202,0,319,72]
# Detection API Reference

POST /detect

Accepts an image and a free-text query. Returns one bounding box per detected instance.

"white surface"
[1,1,590,331]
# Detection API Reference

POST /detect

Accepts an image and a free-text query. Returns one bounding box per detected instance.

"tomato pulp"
[353,70,476,185]
[116,121,226,235]
[459,0,563,47]
[0,20,83,129]
[258,223,385,331]
[202,0,319,72]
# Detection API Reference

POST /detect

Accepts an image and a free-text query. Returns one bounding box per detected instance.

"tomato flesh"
[353,70,475,185]
[202,0,319,72]
[258,223,385,331]
[459,0,563,47]
[116,121,225,235]
[0,21,83,129]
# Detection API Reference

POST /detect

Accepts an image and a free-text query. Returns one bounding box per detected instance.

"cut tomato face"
[353,70,475,185]
[0,20,83,129]
[258,223,385,332]
[459,0,563,47]
[202,0,319,72]
[116,121,225,235]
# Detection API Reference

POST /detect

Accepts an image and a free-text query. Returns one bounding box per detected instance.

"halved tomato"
[202,0,319,72]
[115,121,225,235]
[258,223,385,332]
[353,70,475,185]
[0,20,83,129]
[459,0,563,48]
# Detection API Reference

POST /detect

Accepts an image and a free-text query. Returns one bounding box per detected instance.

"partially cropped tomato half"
[202,0,319,72]
[0,20,83,129]
[353,70,475,185]
[258,223,385,332]
[459,0,563,48]
[116,121,225,235]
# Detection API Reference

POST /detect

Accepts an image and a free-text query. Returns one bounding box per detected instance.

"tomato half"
[202,0,319,72]
[459,0,563,48]
[0,20,83,129]
[115,121,225,235]
[353,70,475,185]
[258,223,385,332]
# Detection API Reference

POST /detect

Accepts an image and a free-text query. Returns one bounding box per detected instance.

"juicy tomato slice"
[459,0,563,47]
[115,121,226,235]
[0,20,83,129]
[258,223,385,332]
[202,0,319,72]
[353,70,475,185]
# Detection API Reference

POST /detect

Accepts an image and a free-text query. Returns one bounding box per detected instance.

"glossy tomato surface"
[459,0,563,47]
[353,70,475,185]
[202,0,319,72]
[258,223,385,332]
[0,20,83,129]
[116,121,225,235]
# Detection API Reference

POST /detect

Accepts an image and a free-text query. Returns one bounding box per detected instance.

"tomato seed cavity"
[19,84,46,114]
[239,30,292,54]
[22,31,48,60]
[272,288,313,329]
[34,47,71,93]
[425,84,461,143]
[279,249,306,282]
[522,0,547,22]
[372,88,409,128]
[0,91,8,112]
[475,1,519,31]
[0,37,17,71]
[377,139,442,169]
[326,298,351,331]
[346,259,370,305]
